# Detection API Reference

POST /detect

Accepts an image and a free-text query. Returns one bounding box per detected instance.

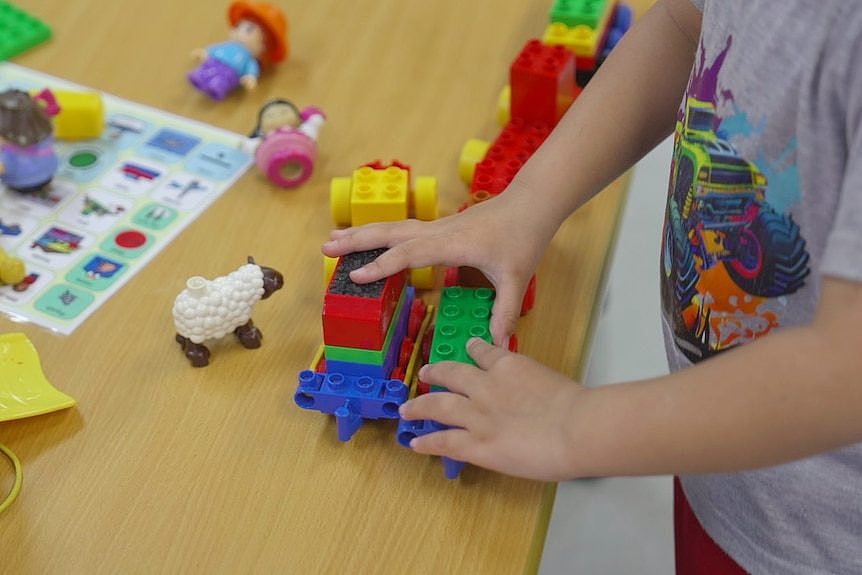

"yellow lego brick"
[53,90,104,140]
[350,165,409,226]
[543,23,597,58]
[542,0,614,59]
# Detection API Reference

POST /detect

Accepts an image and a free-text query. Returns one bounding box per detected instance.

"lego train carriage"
[295,249,432,442]
[295,249,515,479]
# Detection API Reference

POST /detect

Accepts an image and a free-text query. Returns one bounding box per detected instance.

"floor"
[539,138,675,574]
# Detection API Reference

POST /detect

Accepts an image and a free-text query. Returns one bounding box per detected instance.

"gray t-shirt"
[659,0,862,572]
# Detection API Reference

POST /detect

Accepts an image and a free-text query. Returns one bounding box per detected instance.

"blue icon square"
[185,143,250,181]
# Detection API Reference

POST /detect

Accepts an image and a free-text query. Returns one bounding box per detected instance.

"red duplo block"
[363,159,412,178]
[510,39,576,125]
[470,119,553,198]
[322,269,407,350]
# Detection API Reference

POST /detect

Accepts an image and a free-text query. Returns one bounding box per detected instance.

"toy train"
[295,249,510,479]
[454,0,632,312]
[294,0,631,478]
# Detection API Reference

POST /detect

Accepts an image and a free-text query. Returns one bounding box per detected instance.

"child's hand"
[322,192,552,344]
[399,337,584,481]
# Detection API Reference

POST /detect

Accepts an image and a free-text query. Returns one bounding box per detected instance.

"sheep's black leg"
[235,320,262,349]
[176,333,211,367]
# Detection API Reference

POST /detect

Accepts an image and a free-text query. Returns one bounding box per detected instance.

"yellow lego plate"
[0,333,76,422]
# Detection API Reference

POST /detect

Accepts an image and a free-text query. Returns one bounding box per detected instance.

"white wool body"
[173,263,265,343]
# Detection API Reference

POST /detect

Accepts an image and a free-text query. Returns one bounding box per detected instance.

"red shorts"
[674,477,748,575]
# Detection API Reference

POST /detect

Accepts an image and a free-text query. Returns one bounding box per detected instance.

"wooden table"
[0,0,653,572]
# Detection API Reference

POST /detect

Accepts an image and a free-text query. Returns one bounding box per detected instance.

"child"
[323,0,862,572]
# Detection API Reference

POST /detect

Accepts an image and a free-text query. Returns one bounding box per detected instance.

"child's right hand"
[322,191,554,344]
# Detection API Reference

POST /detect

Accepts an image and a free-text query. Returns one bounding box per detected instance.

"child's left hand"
[400,337,585,481]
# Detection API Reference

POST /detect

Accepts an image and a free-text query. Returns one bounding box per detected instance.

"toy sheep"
[173,256,283,367]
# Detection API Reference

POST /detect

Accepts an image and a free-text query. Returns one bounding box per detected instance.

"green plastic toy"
[0,1,51,61]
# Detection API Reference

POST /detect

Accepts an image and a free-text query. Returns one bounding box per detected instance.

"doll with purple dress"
[187,1,288,101]
[0,89,60,194]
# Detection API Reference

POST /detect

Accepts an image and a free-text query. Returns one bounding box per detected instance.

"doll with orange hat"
[188,1,288,101]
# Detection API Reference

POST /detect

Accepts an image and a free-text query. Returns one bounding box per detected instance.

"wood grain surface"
[0,1,653,572]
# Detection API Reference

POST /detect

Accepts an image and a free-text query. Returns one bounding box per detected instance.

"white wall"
[540,137,674,575]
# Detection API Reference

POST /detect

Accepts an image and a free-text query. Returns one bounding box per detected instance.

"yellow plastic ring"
[0,443,23,514]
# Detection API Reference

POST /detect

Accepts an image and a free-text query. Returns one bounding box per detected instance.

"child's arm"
[401,276,862,481]
[505,0,702,231]
[325,0,703,343]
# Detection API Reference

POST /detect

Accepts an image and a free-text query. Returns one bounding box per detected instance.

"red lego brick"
[323,251,408,350]
[521,275,537,315]
[509,39,576,125]
[469,118,553,199]
[363,159,411,174]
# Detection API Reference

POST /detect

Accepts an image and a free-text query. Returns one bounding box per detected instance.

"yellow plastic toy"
[0,332,76,422]
[49,89,105,140]
[0,442,22,514]
[0,246,26,286]
[329,161,438,289]
[0,333,74,514]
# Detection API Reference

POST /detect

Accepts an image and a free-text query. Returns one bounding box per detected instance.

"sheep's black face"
[261,266,284,299]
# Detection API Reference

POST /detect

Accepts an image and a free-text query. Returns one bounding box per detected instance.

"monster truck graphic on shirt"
[661,97,810,362]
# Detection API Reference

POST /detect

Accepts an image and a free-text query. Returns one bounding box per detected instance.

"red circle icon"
[115,230,146,249]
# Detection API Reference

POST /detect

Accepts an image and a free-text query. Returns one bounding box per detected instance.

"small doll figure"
[0,89,60,193]
[188,1,288,101]
[247,99,326,188]
[248,98,304,140]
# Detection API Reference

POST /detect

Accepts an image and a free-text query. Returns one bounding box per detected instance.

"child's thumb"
[489,288,522,346]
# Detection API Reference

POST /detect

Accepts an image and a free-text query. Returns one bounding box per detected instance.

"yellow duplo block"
[52,90,104,140]
[350,165,409,226]
[542,0,614,59]
[543,23,597,58]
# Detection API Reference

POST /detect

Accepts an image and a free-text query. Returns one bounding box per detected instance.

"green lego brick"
[0,2,51,61]
[324,285,407,365]
[549,0,607,29]
[429,286,494,368]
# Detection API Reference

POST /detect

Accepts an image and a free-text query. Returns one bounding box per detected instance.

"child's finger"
[489,287,523,345]
[417,361,480,396]
[322,227,385,256]
[409,427,473,460]
[323,220,429,256]
[350,238,458,283]
[322,223,395,256]
[398,391,473,427]
[465,337,510,370]
[348,246,412,282]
